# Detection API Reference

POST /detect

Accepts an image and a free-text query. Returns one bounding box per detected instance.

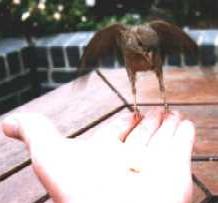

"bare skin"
[1,108,195,203]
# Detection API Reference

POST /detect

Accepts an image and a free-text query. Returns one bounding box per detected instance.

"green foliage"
[96,14,143,30]
[0,0,91,37]
[0,0,217,38]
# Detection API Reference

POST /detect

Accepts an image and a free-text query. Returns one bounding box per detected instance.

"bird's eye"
[138,40,143,47]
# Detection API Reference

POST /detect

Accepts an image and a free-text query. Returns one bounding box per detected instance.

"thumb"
[1,113,62,148]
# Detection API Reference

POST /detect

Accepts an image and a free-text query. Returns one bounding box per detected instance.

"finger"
[2,113,68,200]
[92,112,139,143]
[173,120,195,163]
[1,116,20,140]
[119,112,143,142]
[148,111,181,146]
[125,107,164,146]
[2,113,62,149]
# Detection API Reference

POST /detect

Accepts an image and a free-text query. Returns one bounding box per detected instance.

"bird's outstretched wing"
[149,20,198,55]
[78,23,127,69]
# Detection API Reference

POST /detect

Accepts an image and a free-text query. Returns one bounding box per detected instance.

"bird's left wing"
[148,20,198,55]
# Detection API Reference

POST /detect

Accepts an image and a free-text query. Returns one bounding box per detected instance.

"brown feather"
[149,20,198,55]
[79,23,127,69]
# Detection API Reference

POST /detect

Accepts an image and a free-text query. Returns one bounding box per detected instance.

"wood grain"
[0,166,46,203]
[193,182,206,203]
[99,67,218,104]
[193,162,218,194]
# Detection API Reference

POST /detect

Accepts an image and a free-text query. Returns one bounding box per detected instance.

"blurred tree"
[0,0,93,39]
[149,0,218,28]
[0,0,217,39]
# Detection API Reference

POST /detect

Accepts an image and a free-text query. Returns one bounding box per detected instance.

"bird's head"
[119,29,141,51]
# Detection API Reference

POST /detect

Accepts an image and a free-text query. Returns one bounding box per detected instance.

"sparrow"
[78,20,198,116]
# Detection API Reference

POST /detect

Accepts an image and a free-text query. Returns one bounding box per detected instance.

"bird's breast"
[124,51,154,73]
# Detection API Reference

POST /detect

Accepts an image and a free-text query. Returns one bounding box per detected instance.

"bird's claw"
[164,103,170,114]
[119,109,143,142]
[133,109,143,123]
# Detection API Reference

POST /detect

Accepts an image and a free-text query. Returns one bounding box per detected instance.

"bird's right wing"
[78,23,127,69]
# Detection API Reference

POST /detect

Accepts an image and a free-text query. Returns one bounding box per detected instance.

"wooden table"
[0,67,218,203]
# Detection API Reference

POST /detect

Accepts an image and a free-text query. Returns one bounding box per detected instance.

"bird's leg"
[130,74,139,114]
[127,69,142,120]
[157,73,169,113]
[153,51,169,113]
[132,81,143,121]
[132,84,139,115]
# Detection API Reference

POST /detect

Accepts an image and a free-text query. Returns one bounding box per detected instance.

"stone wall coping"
[1,29,218,56]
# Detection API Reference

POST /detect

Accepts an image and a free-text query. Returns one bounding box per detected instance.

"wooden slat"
[0,166,46,203]
[0,71,124,181]
[193,162,218,194]
[193,182,206,203]
[99,67,218,104]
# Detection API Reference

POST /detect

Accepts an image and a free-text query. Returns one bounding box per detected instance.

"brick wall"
[0,29,218,114]
[0,39,34,114]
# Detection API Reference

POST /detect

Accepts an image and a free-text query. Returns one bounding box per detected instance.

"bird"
[78,20,198,116]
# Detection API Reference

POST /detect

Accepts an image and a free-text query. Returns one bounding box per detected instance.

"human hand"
[1,108,195,203]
